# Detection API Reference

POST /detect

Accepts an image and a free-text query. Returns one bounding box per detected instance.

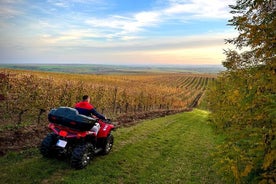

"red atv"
[40,107,115,169]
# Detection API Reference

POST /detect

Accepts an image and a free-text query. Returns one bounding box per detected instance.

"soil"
[0,108,192,156]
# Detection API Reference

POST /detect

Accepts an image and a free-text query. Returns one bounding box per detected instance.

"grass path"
[0,109,224,184]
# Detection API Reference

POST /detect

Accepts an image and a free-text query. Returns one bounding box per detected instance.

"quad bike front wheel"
[40,133,57,158]
[102,134,114,155]
[71,143,94,169]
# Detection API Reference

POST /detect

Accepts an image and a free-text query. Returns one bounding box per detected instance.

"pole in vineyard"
[113,87,118,114]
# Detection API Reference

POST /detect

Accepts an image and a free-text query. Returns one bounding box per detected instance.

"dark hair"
[82,95,89,101]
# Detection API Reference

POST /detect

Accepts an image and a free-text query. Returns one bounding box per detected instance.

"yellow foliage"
[263,149,276,170]
[231,165,240,180]
[241,164,253,177]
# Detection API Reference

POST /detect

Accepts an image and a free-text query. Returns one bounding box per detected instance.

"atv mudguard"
[97,120,115,138]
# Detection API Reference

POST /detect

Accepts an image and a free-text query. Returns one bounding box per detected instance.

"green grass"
[0,109,226,184]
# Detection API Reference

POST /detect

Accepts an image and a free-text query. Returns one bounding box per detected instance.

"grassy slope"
[0,109,225,184]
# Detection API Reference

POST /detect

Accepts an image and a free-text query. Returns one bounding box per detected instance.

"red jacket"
[75,101,94,110]
[75,101,105,120]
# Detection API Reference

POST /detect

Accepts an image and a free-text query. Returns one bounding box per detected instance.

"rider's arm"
[91,108,106,120]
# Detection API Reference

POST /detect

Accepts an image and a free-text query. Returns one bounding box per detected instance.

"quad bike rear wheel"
[40,133,57,158]
[71,143,94,169]
[102,134,114,155]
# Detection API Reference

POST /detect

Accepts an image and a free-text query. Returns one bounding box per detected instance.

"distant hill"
[0,64,225,74]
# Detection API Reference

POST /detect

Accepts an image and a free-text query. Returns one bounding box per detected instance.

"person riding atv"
[75,95,106,119]
[75,95,106,135]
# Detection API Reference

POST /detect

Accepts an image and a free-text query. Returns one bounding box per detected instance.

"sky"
[0,0,237,65]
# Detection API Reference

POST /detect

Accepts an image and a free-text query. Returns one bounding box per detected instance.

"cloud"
[165,0,235,19]
[85,11,161,39]
[83,0,234,40]
[0,7,20,18]
[47,0,105,7]
[165,0,235,21]
[1,0,235,43]
[0,0,24,19]
[39,31,232,52]
[0,33,229,65]
[39,29,104,45]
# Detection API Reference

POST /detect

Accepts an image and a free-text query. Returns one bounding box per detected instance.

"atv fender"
[97,123,115,138]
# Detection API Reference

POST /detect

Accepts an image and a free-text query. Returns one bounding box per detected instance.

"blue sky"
[0,0,236,65]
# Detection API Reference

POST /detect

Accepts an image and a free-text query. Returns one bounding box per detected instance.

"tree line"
[206,0,275,183]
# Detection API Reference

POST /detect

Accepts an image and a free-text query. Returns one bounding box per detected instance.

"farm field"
[0,68,215,155]
[0,68,215,124]
[0,109,228,184]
